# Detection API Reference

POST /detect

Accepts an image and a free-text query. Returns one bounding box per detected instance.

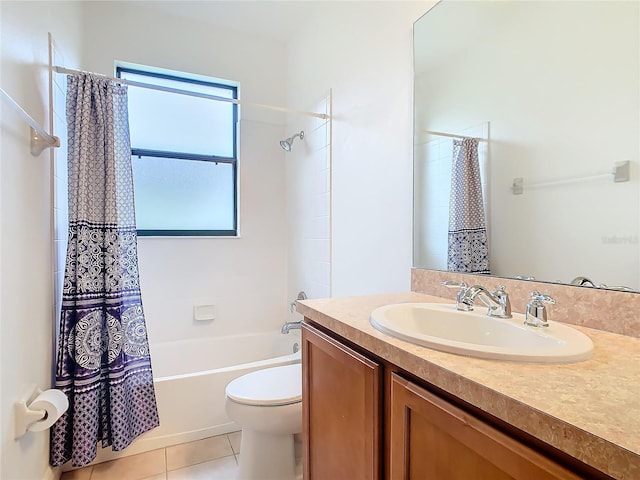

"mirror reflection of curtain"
[447,138,490,274]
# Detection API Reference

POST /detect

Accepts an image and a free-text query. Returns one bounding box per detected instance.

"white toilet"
[224,363,302,480]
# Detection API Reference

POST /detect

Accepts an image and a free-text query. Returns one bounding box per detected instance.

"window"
[117,65,238,236]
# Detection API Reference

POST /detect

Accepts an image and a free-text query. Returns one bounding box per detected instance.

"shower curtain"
[50,73,159,467]
[447,138,491,274]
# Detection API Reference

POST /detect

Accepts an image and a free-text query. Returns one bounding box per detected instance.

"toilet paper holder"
[14,384,67,439]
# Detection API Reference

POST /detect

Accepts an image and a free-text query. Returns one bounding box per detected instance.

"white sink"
[370,303,594,363]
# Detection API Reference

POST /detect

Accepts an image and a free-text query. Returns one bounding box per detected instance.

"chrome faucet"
[569,276,633,291]
[442,281,512,318]
[281,321,302,334]
[289,291,308,313]
[282,291,308,334]
[524,291,555,327]
[570,276,595,287]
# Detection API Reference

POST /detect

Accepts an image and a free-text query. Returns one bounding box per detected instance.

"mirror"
[413,0,639,292]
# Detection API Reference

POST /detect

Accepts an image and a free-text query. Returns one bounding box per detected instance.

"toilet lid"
[225,363,302,406]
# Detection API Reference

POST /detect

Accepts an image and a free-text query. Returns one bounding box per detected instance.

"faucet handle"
[441,280,467,290]
[514,275,536,280]
[493,285,507,295]
[530,291,555,304]
[442,281,473,311]
[289,291,308,313]
[525,291,555,327]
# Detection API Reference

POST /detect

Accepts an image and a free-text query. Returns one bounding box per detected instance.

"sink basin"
[370,303,594,363]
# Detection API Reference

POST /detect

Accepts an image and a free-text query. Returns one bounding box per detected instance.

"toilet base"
[238,429,296,480]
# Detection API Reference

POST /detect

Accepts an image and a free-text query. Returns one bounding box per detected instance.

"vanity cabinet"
[301,322,382,480]
[302,321,610,480]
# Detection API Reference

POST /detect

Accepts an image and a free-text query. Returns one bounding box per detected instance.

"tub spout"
[281,321,301,334]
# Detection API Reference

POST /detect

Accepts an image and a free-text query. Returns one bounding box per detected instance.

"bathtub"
[86,329,301,466]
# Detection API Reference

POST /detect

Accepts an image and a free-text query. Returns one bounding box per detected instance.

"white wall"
[286,1,435,297]
[0,3,82,479]
[77,2,291,343]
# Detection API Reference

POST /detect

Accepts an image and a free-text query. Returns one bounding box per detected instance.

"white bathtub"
[85,330,302,466]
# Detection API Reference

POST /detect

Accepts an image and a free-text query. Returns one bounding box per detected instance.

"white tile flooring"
[61,431,242,480]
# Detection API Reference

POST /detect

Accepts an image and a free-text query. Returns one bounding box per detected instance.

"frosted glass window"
[121,70,236,157]
[116,65,238,236]
[132,156,235,233]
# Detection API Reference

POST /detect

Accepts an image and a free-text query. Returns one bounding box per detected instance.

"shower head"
[280,130,305,152]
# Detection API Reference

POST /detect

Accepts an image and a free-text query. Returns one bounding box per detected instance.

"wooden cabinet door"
[302,322,382,480]
[389,373,581,480]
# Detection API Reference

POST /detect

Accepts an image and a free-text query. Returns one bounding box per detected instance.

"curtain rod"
[53,66,329,120]
[0,87,60,155]
[423,129,488,142]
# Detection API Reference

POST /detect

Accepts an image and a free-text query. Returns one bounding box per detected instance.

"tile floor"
[60,431,242,480]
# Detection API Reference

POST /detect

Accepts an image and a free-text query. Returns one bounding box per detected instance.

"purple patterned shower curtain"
[447,138,491,274]
[50,74,159,467]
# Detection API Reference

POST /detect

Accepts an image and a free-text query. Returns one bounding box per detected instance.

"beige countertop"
[297,292,640,480]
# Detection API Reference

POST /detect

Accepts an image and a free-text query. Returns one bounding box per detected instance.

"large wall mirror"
[413,0,639,292]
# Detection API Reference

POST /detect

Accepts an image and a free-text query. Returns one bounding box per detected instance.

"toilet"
[224,363,302,480]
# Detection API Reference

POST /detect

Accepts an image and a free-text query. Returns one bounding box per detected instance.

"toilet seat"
[225,363,301,406]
